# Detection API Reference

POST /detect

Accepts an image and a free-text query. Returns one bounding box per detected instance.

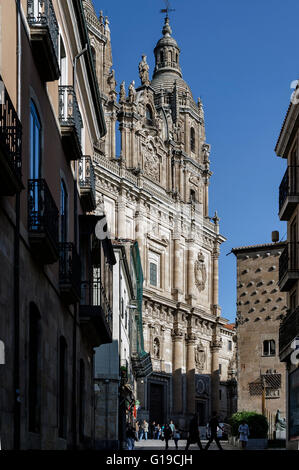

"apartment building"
[275,84,299,449]
[0,0,115,449]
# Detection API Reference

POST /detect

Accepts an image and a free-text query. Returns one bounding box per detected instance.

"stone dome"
[151,72,192,95]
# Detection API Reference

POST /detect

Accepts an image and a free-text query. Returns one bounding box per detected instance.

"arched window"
[90,46,97,73]
[190,127,195,152]
[176,53,178,63]
[160,51,164,63]
[263,340,275,356]
[28,302,41,433]
[146,105,153,126]
[168,50,172,62]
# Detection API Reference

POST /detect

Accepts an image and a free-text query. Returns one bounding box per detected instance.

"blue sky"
[93,0,299,322]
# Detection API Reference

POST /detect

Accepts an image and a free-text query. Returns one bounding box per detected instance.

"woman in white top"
[238,420,250,449]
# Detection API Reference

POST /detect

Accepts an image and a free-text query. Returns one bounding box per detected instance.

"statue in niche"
[138,54,150,86]
[194,251,207,292]
[195,344,206,370]
[153,337,160,359]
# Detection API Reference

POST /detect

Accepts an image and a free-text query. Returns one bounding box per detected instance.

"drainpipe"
[71,45,87,451]
[13,0,21,450]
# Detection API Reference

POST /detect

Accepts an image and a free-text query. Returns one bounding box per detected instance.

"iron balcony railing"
[79,155,95,193]
[80,278,112,334]
[279,166,299,212]
[120,359,134,387]
[27,0,59,58]
[59,242,81,296]
[27,0,59,57]
[279,242,299,282]
[28,178,59,246]
[59,86,83,143]
[0,77,22,177]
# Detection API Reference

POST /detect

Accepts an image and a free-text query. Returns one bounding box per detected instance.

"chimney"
[272,231,279,243]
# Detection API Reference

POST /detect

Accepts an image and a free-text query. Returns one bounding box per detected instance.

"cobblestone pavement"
[135,439,239,451]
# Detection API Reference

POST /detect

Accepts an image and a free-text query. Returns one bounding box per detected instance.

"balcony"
[79,156,96,212]
[278,242,299,291]
[279,307,299,357]
[279,166,299,220]
[59,242,81,304]
[131,352,152,378]
[59,86,83,161]
[79,279,112,346]
[0,78,23,195]
[28,179,59,264]
[27,0,60,82]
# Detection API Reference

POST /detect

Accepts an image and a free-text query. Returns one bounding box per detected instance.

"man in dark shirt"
[204,412,224,450]
[185,414,203,450]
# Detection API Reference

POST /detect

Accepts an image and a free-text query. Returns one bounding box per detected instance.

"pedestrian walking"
[126,424,136,450]
[238,420,250,449]
[150,421,156,439]
[139,419,149,440]
[155,424,161,440]
[185,414,203,450]
[204,411,224,450]
[163,424,172,450]
[135,420,140,441]
[173,426,181,450]
[169,420,175,435]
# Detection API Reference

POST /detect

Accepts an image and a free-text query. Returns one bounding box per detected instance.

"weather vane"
[160,0,175,18]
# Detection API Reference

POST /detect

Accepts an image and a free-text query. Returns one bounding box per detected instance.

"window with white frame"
[148,251,160,287]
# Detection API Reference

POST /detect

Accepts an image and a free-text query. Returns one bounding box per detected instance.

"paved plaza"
[135,439,239,451]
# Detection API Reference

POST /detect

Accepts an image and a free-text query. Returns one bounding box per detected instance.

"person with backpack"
[204,411,224,450]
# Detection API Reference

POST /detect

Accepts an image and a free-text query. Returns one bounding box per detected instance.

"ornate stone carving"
[153,337,160,358]
[119,80,126,103]
[107,69,116,95]
[143,142,160,181]
[128,80,136,103]
[195,344,206,370]
[194,251,207,292]
[138,55,150,86]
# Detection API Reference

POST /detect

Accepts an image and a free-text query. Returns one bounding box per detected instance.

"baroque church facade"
[83,0,236,428]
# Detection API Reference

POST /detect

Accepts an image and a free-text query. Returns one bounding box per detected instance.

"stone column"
[187,244,195,304]
[186,333,196,414]
[210,334,221,414]
[117,195,126,238]
[172,327,184,415]
[173,235,183,300]
[212,248,221,317]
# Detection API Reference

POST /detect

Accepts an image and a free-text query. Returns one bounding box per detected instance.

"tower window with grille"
[263,339,276,356]
[190,127,195,152]
[146,105,153,126]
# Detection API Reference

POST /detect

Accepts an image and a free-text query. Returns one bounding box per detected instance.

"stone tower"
[83,3,236,430]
